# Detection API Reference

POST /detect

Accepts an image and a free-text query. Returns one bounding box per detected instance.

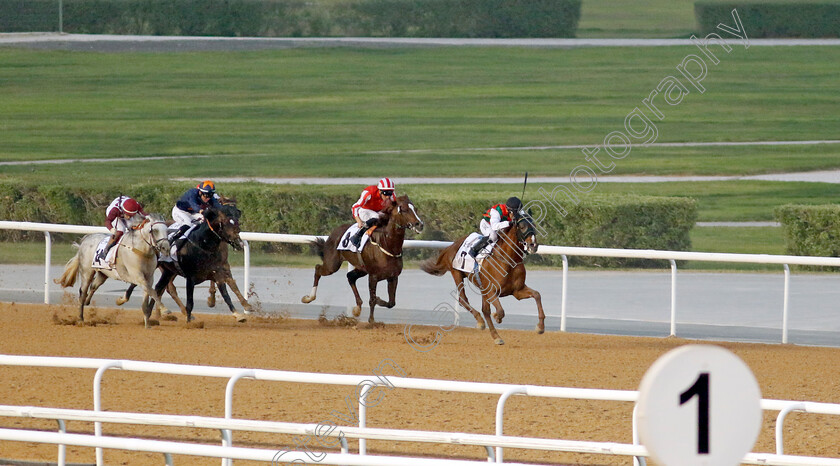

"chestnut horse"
[301,195,423,323]
[421,211,542,345]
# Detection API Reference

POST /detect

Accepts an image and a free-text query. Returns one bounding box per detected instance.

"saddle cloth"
[92,236,119,270]
[336,224,372,253]
[453,233,494,273]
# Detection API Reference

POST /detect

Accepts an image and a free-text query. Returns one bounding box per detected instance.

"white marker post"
[637,345,761,466]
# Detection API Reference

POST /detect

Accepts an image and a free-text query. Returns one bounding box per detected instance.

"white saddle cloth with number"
[453,233,494,273]
[336,224,372,253]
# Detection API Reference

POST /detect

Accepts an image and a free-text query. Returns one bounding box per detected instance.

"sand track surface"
[0,302,838,465]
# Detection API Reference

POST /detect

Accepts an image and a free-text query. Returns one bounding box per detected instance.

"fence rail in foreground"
[1,355,839,466]
[3,220,840,344]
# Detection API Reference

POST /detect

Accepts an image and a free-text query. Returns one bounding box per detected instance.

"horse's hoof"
[495,315,504,324]
[301,295,316,304]
[243,304,253,314]
[494,338,505,345]
[144,319,160,328]
[187,314,195,322]
[476,322,486,330]
[207,296,216,308]
[351,306,362,318]
[161,308,173,316]
[536,325,545,334]
[116,297,127,306]
[234,313,247,323]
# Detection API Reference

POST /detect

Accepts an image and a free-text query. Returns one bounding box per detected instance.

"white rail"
[1,355,839,466]
[3,220,840,343]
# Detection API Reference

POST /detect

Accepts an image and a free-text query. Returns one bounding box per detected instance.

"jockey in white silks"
[350,177,396,247]
[170,180,222,249]
[470,196,523,258]
[97,196,147,262]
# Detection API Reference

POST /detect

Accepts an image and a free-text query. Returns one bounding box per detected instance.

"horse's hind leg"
[482,297,505,345]
[217,283,246,323]
[301,249,342,304]
[347,268,368,318]
[85,272,107,306]
[166,280,187,317]
[453,274,484,329]
[514,285,545,334]
[76,268,98,322]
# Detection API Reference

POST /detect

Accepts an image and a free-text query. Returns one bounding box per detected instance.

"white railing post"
[631,404,646,466]
[669,259,677,337]
[495,386,526,463]
[242,239,250,296]
[93,361,123,466]
[58,0,63,34]
[44,231,52,304]
[775,402,806,454]
[223,370,255,466]
[358,383,371,455]
[56,419,66,466]
[560,255,568,332]
[783,264,791,344]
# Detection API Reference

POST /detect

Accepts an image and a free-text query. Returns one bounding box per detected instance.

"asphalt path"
[3,264,840,348]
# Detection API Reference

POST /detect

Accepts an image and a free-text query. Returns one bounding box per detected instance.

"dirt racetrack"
[0,301,839,466]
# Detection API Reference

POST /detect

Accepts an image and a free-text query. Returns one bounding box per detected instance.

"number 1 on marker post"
[679,372,710,455]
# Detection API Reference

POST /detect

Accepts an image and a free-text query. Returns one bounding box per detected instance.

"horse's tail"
[55,249,80,288]
[420,249,449,276]
[312,237,326,259]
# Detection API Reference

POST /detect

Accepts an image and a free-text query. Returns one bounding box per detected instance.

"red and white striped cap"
[377,178,395,191]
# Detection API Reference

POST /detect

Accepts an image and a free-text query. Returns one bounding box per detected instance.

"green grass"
[0,46,838,181]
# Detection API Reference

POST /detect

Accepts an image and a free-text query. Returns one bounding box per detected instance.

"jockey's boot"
[469,236,490,258]
[96,236,117,262]
[172,224,191,251]
[351,227,368,248]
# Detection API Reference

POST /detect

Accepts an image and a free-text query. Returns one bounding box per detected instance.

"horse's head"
[512,209,539,255]
[142,213,171,257]
[391,195,424,234]
[205,206,243,250]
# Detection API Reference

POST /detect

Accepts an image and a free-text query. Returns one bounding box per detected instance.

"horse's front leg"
[207,280,217,307]
[367,275,381,324]
[117,283,136,306]
[375,276,397,309]
[346,268,368,318]
[217,283,246,323]
[222,277,252,313]
[513,285,544,334]
[165,279,187,316]
[481,297,505,345]
[185,278,196,323]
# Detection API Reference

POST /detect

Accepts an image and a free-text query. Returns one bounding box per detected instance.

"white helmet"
[377,178,395,192]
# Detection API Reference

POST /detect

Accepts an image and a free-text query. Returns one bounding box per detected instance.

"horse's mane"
[146,213,166,223]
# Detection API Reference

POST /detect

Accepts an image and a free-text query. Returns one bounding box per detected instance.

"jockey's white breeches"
[172,207,203,228]
[356,208,383,224]
[479,219,510,243]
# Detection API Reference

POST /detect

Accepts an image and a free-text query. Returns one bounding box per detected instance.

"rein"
[368,237,402,258]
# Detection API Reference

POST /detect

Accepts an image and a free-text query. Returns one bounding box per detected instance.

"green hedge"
[0,0,581,37]
[776,204,840,269]
[695,1,840,38]
[0,182,695,268]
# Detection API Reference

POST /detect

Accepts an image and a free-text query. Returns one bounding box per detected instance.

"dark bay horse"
[136,205,244,324]
[421,211,543,345]
[301,195,423,324]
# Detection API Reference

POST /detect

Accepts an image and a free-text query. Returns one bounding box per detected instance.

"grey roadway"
[2,264,839,348]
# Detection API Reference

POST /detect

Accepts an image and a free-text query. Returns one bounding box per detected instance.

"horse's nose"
[416,222,424,232]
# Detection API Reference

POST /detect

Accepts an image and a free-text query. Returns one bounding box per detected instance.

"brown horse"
[421,211,543,345]
[301,195,423,324]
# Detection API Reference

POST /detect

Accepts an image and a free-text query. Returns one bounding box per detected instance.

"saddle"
[337,224,372,253]
[453,233,494,273]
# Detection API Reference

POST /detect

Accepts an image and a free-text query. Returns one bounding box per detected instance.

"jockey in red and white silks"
[97,196,147,261]
[470,196,523,258]
[350,177,396,247]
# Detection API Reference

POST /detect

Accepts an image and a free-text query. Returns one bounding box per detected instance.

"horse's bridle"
[204,216,240,249]
[513,214,538,256]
